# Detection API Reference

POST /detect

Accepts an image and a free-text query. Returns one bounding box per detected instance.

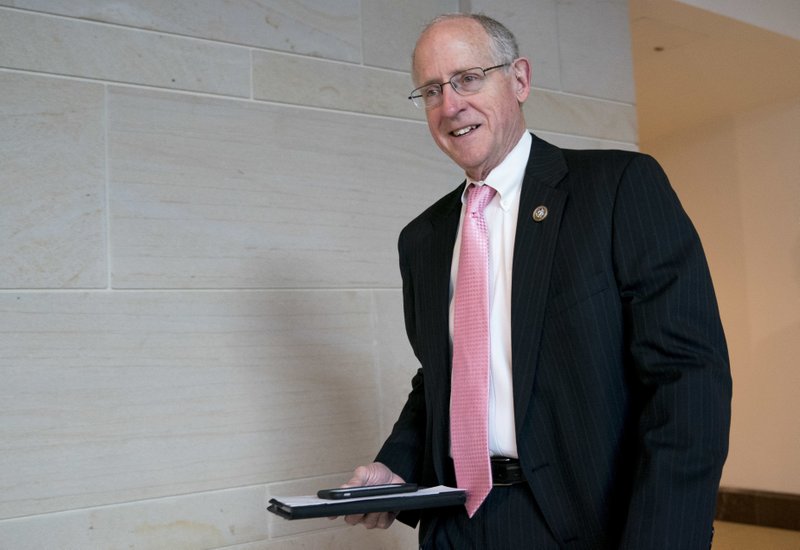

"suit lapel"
[511,135,569,433]
[425,188,462,378]
[419,184,463,480]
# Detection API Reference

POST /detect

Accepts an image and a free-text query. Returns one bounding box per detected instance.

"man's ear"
[511,57,532,103]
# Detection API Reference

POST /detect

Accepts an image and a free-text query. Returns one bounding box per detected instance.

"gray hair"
[414,13,520,67]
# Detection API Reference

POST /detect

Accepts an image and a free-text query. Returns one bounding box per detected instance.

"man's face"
[412,18,531,181]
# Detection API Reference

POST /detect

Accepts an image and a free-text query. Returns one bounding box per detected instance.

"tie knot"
[467,184,496,216]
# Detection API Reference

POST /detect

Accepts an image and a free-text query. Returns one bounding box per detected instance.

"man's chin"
[450,155,487,179]
[441,147,484,173]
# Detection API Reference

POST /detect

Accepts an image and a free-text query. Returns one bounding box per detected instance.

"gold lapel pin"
[532,205,548,222]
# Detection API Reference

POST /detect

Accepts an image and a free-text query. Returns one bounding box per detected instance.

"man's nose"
[440,83,466,115]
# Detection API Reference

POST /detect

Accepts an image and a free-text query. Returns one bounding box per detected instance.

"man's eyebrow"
[416,77,441,88]
[417,66,478,87]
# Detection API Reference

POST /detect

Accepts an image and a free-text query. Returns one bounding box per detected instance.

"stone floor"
[714,521,800,549]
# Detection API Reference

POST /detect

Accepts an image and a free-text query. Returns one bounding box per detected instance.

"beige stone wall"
[0,1,636,547]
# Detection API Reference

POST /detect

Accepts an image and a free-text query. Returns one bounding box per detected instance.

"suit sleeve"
[370,227,433,528]
[612,154,732,549]
[374,227,427,488]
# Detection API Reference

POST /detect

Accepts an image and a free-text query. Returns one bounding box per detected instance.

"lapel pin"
[532,205,548,222]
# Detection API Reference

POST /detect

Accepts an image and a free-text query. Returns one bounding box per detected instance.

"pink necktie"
[451,183,496,518]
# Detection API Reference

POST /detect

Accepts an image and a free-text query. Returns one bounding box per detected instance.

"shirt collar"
[462,131,531,211]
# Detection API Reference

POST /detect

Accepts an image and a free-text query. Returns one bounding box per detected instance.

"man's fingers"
[342,511,395,529]
[377,511,397,529]
[362,513,380,529]
[343,462,403,488]
[344,513,366,526]
[342,465,372,487]
[363,512,387,529]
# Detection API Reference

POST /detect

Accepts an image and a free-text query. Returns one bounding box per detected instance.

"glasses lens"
[452,69,486,93]
[411,84,442,109]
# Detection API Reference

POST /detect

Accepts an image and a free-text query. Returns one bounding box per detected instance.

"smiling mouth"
[451,125,479,137]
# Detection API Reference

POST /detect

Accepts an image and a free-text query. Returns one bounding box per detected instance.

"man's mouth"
[451,125,479,137]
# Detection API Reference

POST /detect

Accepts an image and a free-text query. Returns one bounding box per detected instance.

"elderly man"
[344,13,731,549]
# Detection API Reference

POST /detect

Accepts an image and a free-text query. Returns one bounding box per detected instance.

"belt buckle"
[493,481,517,487]
[491,457,521,487]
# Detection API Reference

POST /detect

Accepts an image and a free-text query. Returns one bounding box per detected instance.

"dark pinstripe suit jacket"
[375,133,731,549]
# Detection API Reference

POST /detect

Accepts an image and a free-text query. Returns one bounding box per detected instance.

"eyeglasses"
[408,64,509,110]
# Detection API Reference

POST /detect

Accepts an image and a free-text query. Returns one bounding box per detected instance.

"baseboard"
[716,487,800,531]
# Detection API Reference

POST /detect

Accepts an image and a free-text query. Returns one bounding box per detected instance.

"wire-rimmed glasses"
[408,64,509,110]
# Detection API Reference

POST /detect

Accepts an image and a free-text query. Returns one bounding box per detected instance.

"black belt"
[491,457,525,486]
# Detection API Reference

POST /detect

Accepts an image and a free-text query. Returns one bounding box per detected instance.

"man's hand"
[340,462,405,529]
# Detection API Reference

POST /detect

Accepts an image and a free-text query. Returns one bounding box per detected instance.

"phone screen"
[317,483,418,500]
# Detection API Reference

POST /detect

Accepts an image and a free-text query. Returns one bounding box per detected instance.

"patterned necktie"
[451,183,496,518]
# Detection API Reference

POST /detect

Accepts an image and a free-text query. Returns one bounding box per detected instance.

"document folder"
[268,485,466,520]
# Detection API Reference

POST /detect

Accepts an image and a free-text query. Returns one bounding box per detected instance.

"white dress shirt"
[449,131,531,458]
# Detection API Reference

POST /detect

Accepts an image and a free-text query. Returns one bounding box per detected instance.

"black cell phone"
[316,483,418,500]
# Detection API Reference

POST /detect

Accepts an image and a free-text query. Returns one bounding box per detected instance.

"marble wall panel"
[556,0,636,103]
[0,8,249,96]
[228,525,419,550]
[0,485,269,548]
[252,52,421,120]
[524,88,637,143]
[361,0,459,72]
[0,290,381,518]
[0,471,419,549]
[108,87,460,289]
[468,0,563,92]
[0,0,361,63]
[0,72,106,289]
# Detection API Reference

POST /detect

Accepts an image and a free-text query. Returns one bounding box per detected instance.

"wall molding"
[716,487,800,531]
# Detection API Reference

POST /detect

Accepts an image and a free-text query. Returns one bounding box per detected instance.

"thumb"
[344,463,403,487]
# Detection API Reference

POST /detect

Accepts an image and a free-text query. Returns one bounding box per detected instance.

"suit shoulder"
[561,147,657,171]
[529,133,660,175]
[399,184,463,239]
[559,148,668,191]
